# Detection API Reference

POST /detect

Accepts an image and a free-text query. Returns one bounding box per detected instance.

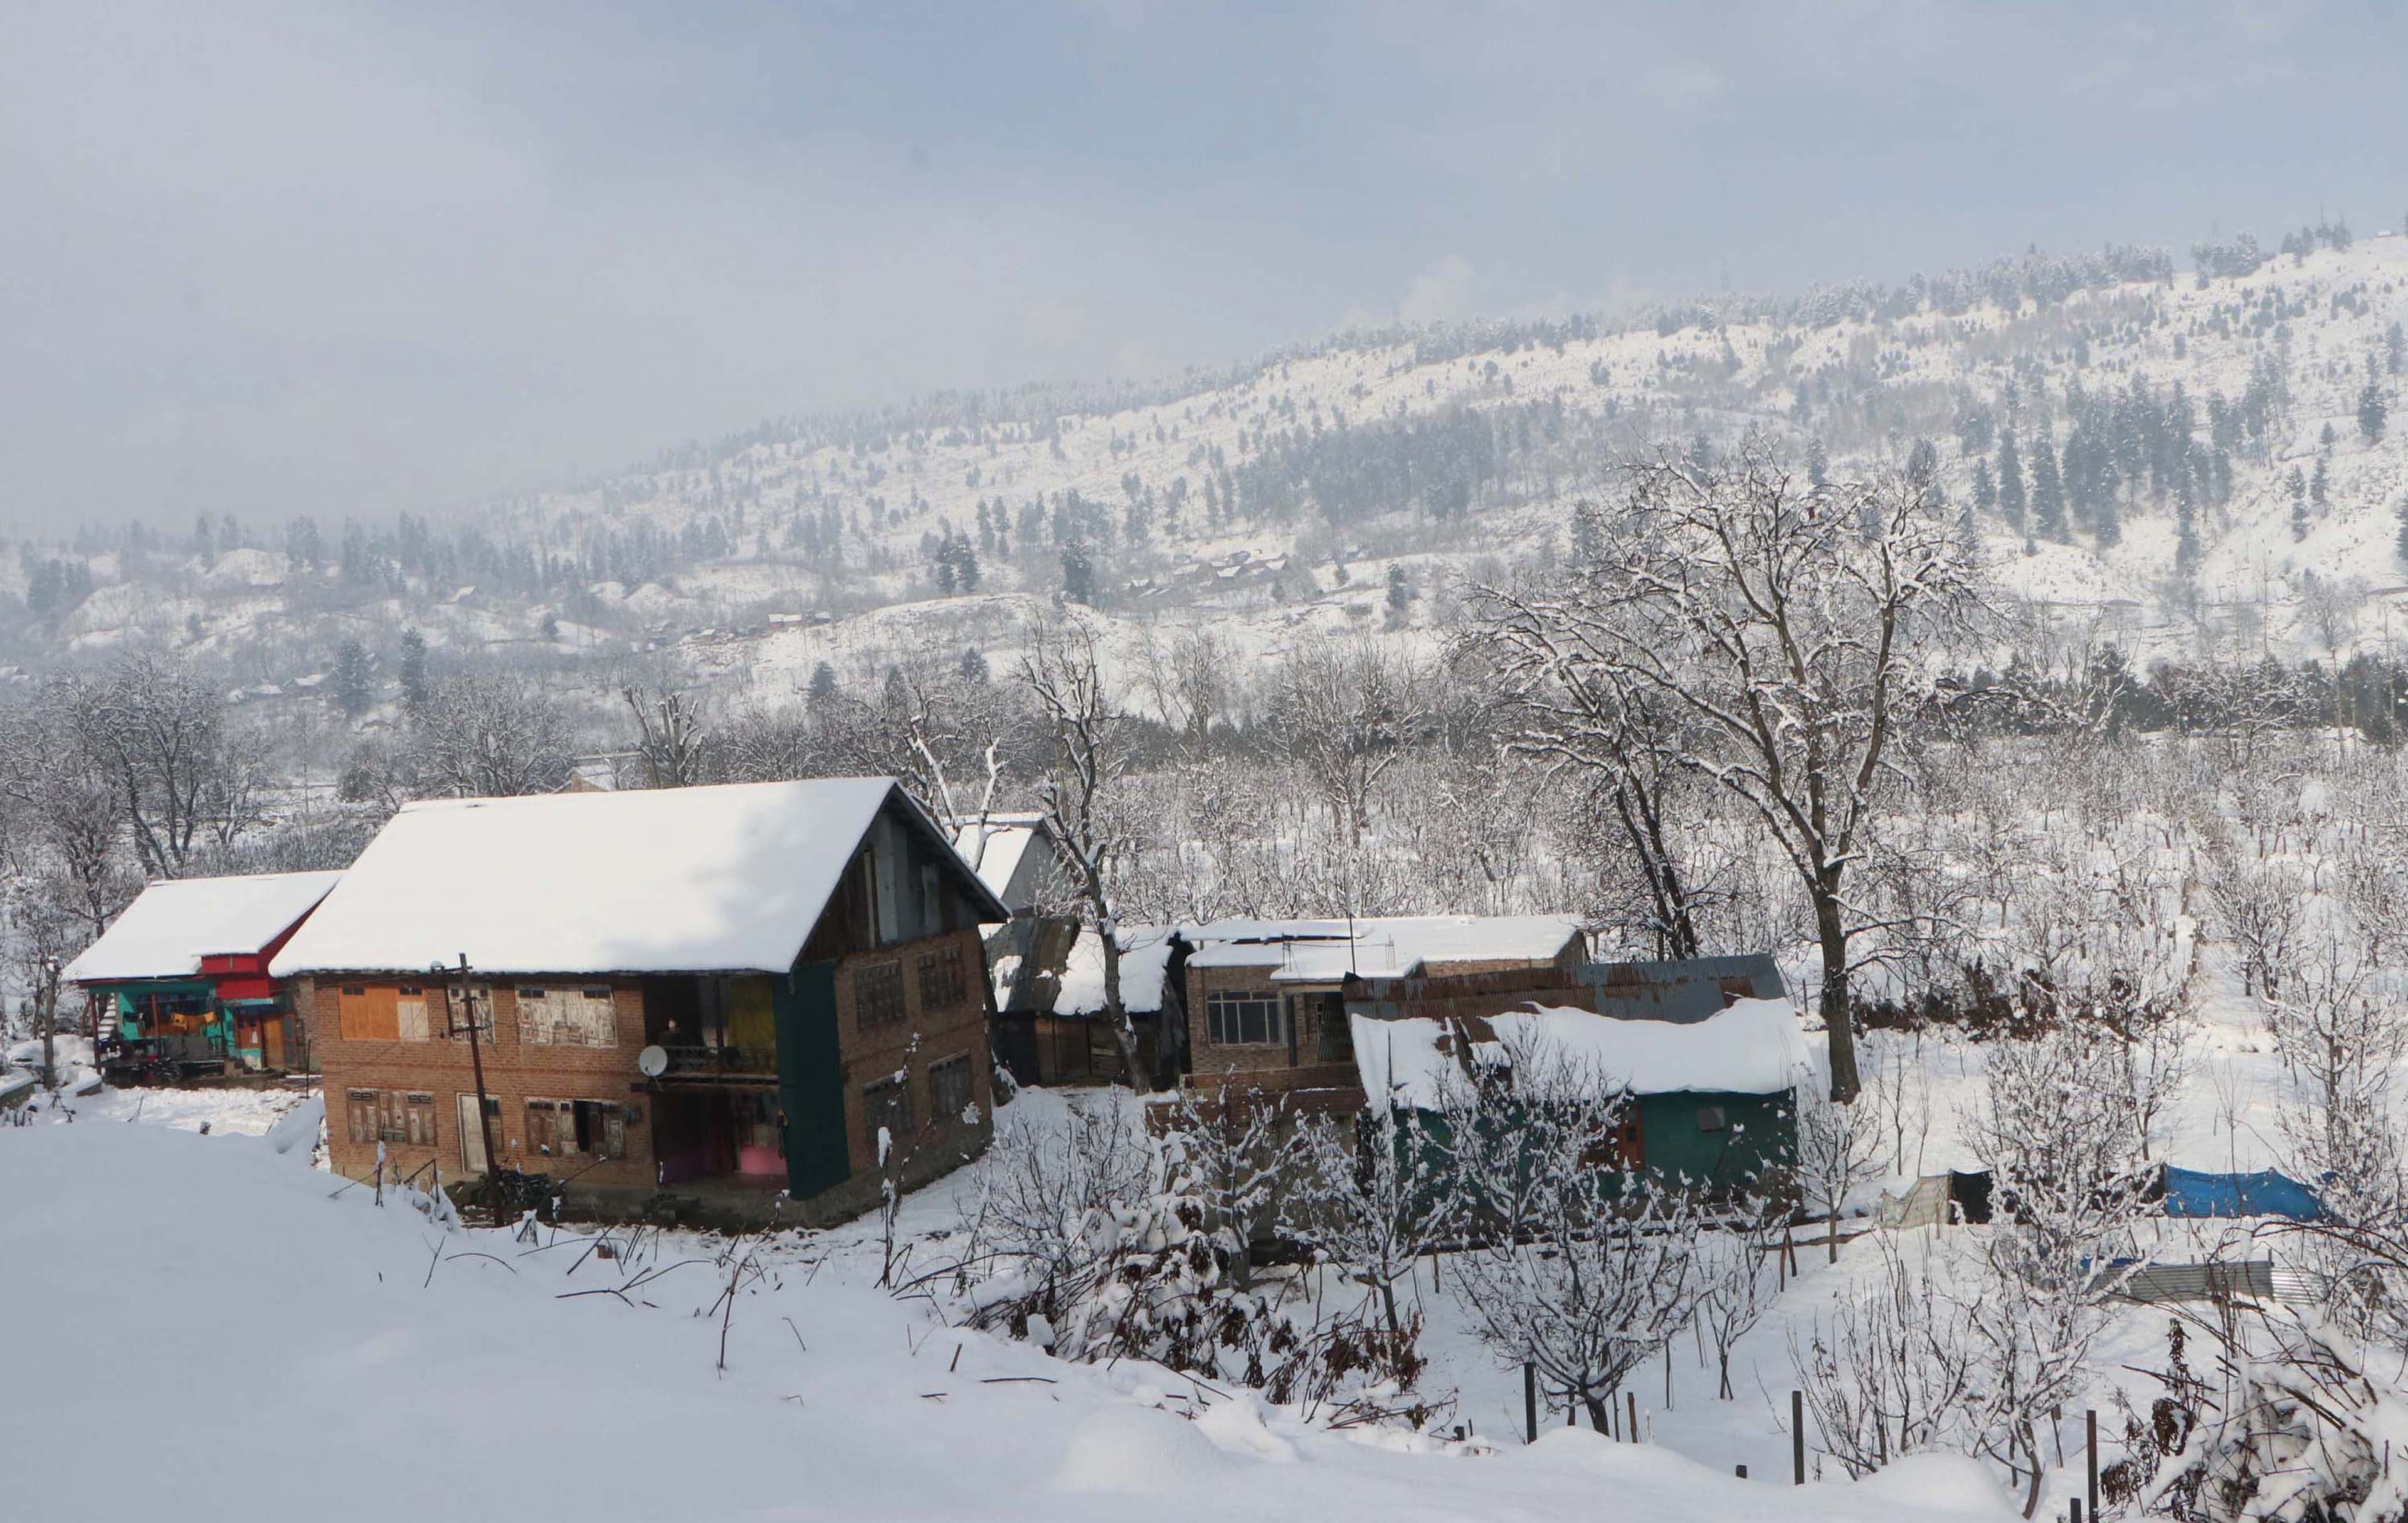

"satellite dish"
[636,1045,669,1079]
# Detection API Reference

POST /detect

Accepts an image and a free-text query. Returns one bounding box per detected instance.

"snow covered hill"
[13,226,2408,705]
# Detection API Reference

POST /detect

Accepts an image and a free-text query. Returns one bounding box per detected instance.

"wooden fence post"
[1792,1390,1806,1484]
[1524,1362,1536,1445]
[2087,1408,2099,1519]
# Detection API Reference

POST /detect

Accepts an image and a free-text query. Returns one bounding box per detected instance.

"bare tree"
[1478,441,1976,1099]
[1018,616,1143,1083]
[1271,634,1428,844]
[621,682,716,788]
[1440,1039,1708,1430]
[68,656,243,878]
[1790,1235,1979,1477]
[1696,1201,1782,1399]
[1793,1064,1886,1262]
[1290,1103,1450,1374]
[408,671,575,797]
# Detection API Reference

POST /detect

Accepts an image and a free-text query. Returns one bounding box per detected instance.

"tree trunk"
[1583,1391,1612,1434]
[1814,889,1861,1103]
[1099,925,1144,1090]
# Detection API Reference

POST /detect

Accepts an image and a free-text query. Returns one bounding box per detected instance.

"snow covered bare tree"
[1018,615,1143,1085]
[1477,440,1976,1099]
[408,671,576,797]
[1440,1039,1708,1430]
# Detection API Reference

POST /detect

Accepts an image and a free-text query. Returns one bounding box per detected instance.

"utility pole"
[441,954,502,1217]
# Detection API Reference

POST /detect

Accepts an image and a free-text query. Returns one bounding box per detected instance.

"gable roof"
[65,871,345,985]
[270,778,1007,979]
[1184,915,1583,983]
[1353,997,1807,1110]
[951,812,1050,910]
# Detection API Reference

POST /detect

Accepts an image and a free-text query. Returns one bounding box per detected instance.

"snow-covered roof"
[1353,997,1807,1110]
[272,778,1006,979]
[1184,915,1582,983]
[1052,926,1178,1016]
[952,812,1046,907]
[65,871,345,985]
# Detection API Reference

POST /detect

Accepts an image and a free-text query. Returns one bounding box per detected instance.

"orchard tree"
[1477,440,1976,1101]
[1018,615,1143,1085]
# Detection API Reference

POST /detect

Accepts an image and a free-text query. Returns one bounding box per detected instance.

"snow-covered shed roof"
[271,778,1008,979]
[992,925,1179,1018]
[65,871,345,985]
[1050,926,1179,1016]
[951,812,1048,909]
[1353,997,1807,1110]
[1184,915,1582,984]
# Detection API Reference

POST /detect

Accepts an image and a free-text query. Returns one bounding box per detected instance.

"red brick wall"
[311,975,655,1189]
[313,926,996,1206]
[828,926,993,1179]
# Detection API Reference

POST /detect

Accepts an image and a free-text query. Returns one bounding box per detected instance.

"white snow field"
[0,1111,2024,1523]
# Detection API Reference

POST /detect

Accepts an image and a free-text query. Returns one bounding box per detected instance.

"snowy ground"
[0,899,2326,1522]
[0,1090,2033,1523]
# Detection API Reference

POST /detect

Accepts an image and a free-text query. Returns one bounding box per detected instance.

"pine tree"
[2396,496,2408,563]
[397,627,427,708]
[1060,541,1096,605]
[1997,432,2026,531]
[2360,379,2389,444]
[1806,437,1829,488]
[2311,454,2330,509]
[808,662,839,703]
[330,639,373,718]
[2030,433,2067,541]
[2290,467,2311,542]
[1971,457,1997,518]
[958,646,988,684]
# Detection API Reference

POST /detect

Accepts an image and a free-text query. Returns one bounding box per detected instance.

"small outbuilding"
[1352,997,1807,1191]
[66,870,343,1083]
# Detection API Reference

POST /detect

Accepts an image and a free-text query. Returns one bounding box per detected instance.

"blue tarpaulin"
[2159,1166,2323,1221]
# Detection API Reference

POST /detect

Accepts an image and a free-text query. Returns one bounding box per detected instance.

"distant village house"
[66,870,342,1084]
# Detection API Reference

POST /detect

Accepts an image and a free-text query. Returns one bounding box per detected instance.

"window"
[574,1100,626,1160]
[862,1073,914,1152]
[854,961,907,1029]
[348,1090,436,1149]
[1695,1105,1728,1134]
[396,985,436,1043]
[916,945,968,1012]
[1205,990,1283,1046]
[518,986,617,1047]
[337,985,399,1042]
[1308,994,1353,1063]
[526,1099,574,1160]
[930,1054,974,1122]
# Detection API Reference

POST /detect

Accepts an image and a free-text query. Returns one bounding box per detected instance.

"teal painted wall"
[1632,1090,1793,1190]
[775,961,851,1199]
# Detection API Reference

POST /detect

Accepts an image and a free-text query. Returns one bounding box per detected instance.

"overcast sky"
[4,1,2401,533]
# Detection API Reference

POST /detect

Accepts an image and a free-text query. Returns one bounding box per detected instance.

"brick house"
[1178,916,1587,1107]
[65,870,343,1083]
[272,777,1010,1226]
